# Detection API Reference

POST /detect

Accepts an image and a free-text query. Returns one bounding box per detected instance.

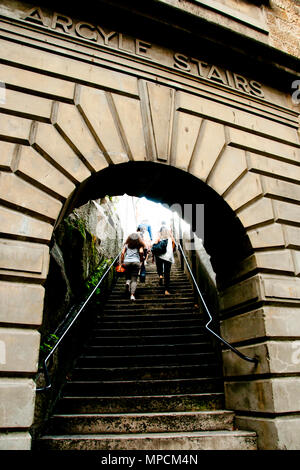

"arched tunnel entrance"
[62,161,253,291]
[33,161,257,449]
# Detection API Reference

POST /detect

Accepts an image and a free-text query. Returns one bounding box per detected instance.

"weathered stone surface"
[261,174,300,203]
[225,377,300,413]
[189,119,226,181]
[273,199,300,225]
[266,0,300,59]
[221,274,300,311]
[236,415,300,450]
[247,223,285,249]
[224,172,263,211]
[0,63,75,101]
[223,341,300,376]
[254,249,295,274]
[0,38,139,97]
[208,146,247,195]
[75,85,128,164]
[262,275,300,302]
[0,205,53,242]
[51,101,108,172]
[0,172,62,222]
[48,411,235,434]
[110,93,147,161]
[291,250,300,276]
[0,88,52,121]
[177,92,299,144]
[15,145,75,199]
[227,127,300,161]
[0,140,17,169]
[0,114,32,143]
[147,82,174,161]
[220,275,261,311]
[0,327,40,372]
[0,281,44,325]
[283,225,300,249]
[31,122,91,183]
[0,432,31,450]
[247,151,300,184]
[0,378,36,427]
[37,430,257,450]
[221,306,300,342]
[237,197,274,229]
[171,110,202,171]
[0,238,50,280]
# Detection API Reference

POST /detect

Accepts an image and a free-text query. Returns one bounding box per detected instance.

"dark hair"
[125,232,144,249]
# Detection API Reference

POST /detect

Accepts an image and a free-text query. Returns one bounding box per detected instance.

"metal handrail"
[36,250,122,392]
[178,243,258,365]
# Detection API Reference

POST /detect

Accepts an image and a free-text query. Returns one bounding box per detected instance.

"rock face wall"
[32,197,123,441]
[41,197,123,337]
[159,0,300,59]
[265,0,300,58]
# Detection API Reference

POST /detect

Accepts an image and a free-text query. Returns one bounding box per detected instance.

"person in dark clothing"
[152,227,176,295]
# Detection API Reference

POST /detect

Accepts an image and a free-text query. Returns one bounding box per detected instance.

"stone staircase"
[37,260,257,450]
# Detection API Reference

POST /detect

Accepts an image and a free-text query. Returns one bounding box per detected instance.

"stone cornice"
[32,0,299,92]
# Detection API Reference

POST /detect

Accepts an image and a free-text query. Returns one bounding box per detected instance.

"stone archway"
[1,42,300,449]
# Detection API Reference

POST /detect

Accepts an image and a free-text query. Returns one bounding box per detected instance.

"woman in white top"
[153,227,176,295]
[121,232,146,300]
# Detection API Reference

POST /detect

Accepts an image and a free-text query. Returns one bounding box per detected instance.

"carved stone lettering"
[23,7,47,26]
[135,39,152,57]
[96,26,118,45]
[22,6,264,98]
[75,22,98,41]
[51,12,72,33]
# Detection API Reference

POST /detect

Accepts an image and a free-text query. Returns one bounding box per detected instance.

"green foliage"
[64,216,87,240]
[85,258,112,295]
[39,334,59,356]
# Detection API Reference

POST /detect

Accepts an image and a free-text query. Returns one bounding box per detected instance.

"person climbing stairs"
[36,259,257,450]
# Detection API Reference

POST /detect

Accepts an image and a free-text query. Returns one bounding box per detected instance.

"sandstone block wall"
[0,0,299,449]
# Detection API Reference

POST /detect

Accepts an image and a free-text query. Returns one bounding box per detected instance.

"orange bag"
[116,264,126,273]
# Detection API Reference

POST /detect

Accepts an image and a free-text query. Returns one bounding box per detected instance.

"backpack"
[151,239,168,256]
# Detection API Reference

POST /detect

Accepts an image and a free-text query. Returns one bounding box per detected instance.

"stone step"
[47,410,235,434]
[63,377,223,396]
[113,284,193,293]
[116,275,190,282]
[76,351,217,368]
[54,392,225,414]
[71,363,221,381]
[37,259,257,451]
[92,325,207,337]
[37,430,257,450]
[82,340,213,357]
[102,307,197,316]
[87,332,208,346]
[104,300,196,309]
[98,311,204,324]
[96,318,205,330]
[109,290,195,298]
[113,281,193,289]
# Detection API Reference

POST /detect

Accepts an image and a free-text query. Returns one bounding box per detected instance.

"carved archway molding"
[1,43,300,449]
